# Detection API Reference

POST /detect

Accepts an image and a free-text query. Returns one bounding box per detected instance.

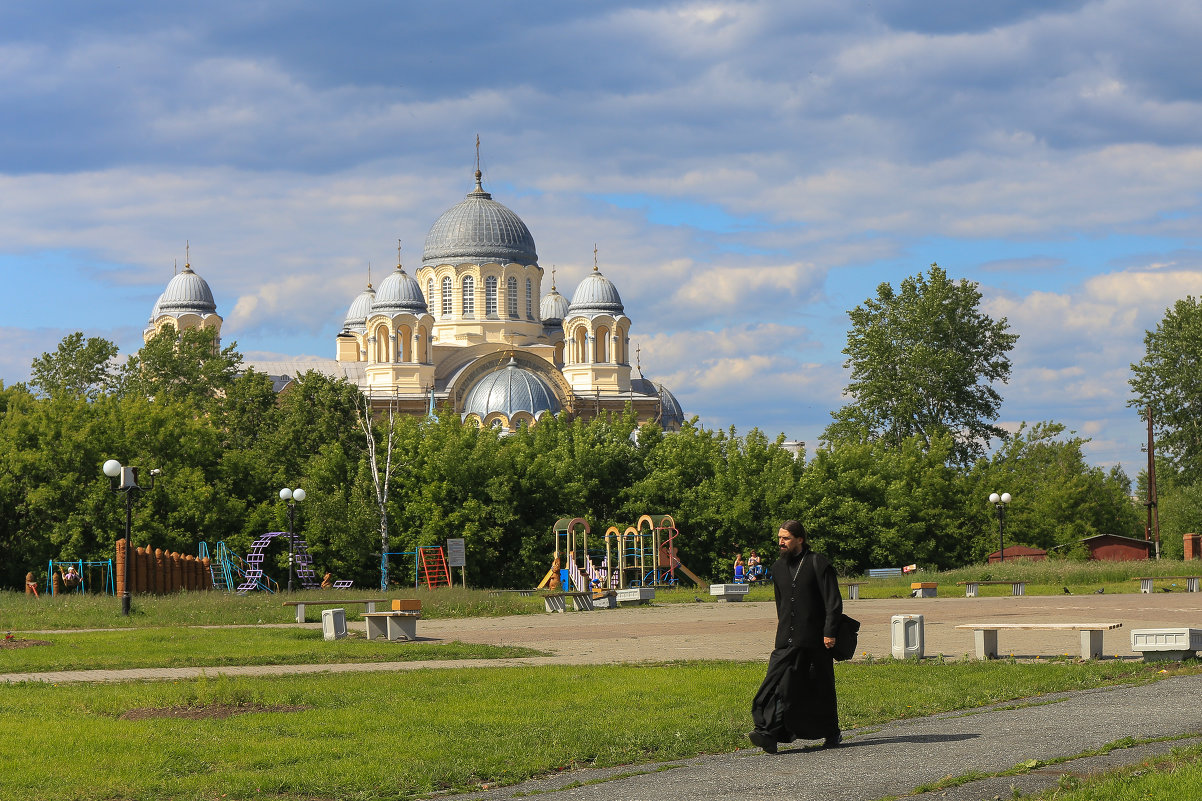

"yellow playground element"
[538,514,702,591]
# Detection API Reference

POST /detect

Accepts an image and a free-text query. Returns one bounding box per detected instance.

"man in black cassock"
[749,519,843,753]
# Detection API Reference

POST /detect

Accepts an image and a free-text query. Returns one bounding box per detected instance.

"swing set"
[45,559,115,596]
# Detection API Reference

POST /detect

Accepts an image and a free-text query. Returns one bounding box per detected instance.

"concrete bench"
[1135,576,1200,593]
[488,588,535,597]
[592,589,619,609]
[543,591,594,613]
[363,599,423,641]
[842,582,861,600]
[616,587,655,606]
[1130,628,1202,661]
[709,583,750,602]
[957,580,1026,597]
[956,622,1122,660]
[283,598,386,624]
[911,582,938,598]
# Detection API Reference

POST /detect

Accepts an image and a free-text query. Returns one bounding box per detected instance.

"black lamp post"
[279,487,306,592]
[989,492,1011,562]
[102,459,158,616]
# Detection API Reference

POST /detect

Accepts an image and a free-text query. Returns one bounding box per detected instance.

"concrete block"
[616,587,655,605]
[709,583,750,601]
[1130,627,1202,661]
[911,582,937,598]
[321,608,347,641]
[891,614,924,659]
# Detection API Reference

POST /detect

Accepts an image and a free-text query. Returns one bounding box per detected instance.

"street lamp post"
[279,487,306,592]
[989,492,1012,562]
[102,459,159,616]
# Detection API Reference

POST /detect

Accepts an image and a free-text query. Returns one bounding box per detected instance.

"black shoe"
[748,730,778,754]
[823,732,842,748]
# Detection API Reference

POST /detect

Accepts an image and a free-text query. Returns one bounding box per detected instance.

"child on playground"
[747,550,762,583]
[734,552,745,583]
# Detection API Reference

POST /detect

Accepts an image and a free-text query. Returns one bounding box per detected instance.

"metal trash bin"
[891,614,924,659]
[321,608,348,641]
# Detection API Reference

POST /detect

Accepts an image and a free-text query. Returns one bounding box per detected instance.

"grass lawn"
[1027,741,1202,800]
[2,659,1195,801]
[0,627,543,673]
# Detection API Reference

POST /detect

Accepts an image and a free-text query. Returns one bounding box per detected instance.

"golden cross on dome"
[593,244,598,272]
[635,344,642,373]
[397,239,403,269]
[551,266,557,290]
[185,240,190,270]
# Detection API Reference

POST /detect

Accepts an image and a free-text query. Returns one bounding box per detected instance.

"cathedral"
[143,163,684,431]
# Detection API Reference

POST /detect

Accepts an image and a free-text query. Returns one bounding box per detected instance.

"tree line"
[5,263,1169,592]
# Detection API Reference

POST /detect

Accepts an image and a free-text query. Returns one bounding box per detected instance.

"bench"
[842,582,861,600]
[957,580,1026,597]
[709,583,750,602]
[911,582,937,598]
[867,568,903,578]
[616,587,655,606]
[543,591,594,613]
[1135,576,1200,593]
[488,588,535,597]
[363,599,422,641]
[283,598,386,624]
[955,622,1122,660]
[1130,628,1202,661]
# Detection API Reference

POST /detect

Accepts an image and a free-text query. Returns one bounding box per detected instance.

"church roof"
[462,358,560,420]
[372,265,427,316]
[422,170,538,268]
[152,263,217,319]
[568,268,624,317]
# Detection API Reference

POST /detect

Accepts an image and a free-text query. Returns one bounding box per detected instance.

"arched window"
[507,276,518,318]
[526,278,532,318]
[573,327,588,364]
[462,276,475,318]
[595,325,610,363]
[374,324,391,362]
[399,324,413,362]
[485,275,498,317]
[427,279,435,313]
[441,276,453,316]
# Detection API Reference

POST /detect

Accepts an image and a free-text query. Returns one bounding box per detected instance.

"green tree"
[29,332,119,400]
[825,263,1018,465]
[1129,295,1202,482]
[121,327,241,405]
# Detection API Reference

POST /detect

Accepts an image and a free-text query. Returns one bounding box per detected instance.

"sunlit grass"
[2,659,1194,801]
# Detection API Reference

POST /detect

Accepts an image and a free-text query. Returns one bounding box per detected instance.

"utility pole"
[1145,409,1161,559]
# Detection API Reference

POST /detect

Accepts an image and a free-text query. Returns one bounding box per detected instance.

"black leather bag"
[831,614,860,661]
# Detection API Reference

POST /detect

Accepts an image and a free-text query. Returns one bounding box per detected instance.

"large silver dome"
[632,377,684,430]
[422,173,538,268]
[153,264,217,318]
[373,266,427,316]
[463,358,560,420]
[342,283,376,332]
[568,269,624,317]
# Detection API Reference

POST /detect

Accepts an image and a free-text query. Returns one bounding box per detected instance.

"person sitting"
[62,566,81,590]
[746,550,761,583]
[734,552,746,583]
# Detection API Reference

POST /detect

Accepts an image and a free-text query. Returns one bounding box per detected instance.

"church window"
[507,277,518,318]
[595,325,610,363]
[485,276,498,317]
[526,279,532,317]
[441,277,453,316]
[462,276,475,318]
[427,279,434,312]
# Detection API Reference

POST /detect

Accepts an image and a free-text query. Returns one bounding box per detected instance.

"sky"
[3,0,1201,481]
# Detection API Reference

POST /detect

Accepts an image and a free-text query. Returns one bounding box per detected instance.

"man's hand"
[823,636,836,649]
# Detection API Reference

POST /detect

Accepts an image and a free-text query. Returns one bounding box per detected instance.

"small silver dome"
[342,284,376,332]
[153,264,217,318]
[373,266,427,316]
[463,358,560,421]
[568,269,624,317]
[539,287,570,322]
[422,173,538,268]
[632,377,684,430]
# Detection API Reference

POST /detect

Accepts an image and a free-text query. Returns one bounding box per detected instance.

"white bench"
[283,598,385,624]
[543,591,594,613]
[1135,576,1200,593]
[956,622,1122,660]
[709,583,750,601]
[842,582,861,600]
[958,580,1026,597]
[363,611,420,641]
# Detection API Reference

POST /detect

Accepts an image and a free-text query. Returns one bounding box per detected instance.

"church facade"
[144,165,684,431]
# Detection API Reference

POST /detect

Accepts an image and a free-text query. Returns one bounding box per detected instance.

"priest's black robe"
[751,546,843,741]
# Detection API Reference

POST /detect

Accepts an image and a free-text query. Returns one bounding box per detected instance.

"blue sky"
[3,1,1202,480]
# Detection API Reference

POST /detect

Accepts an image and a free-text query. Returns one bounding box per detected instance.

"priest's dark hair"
[779,520,806,539]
